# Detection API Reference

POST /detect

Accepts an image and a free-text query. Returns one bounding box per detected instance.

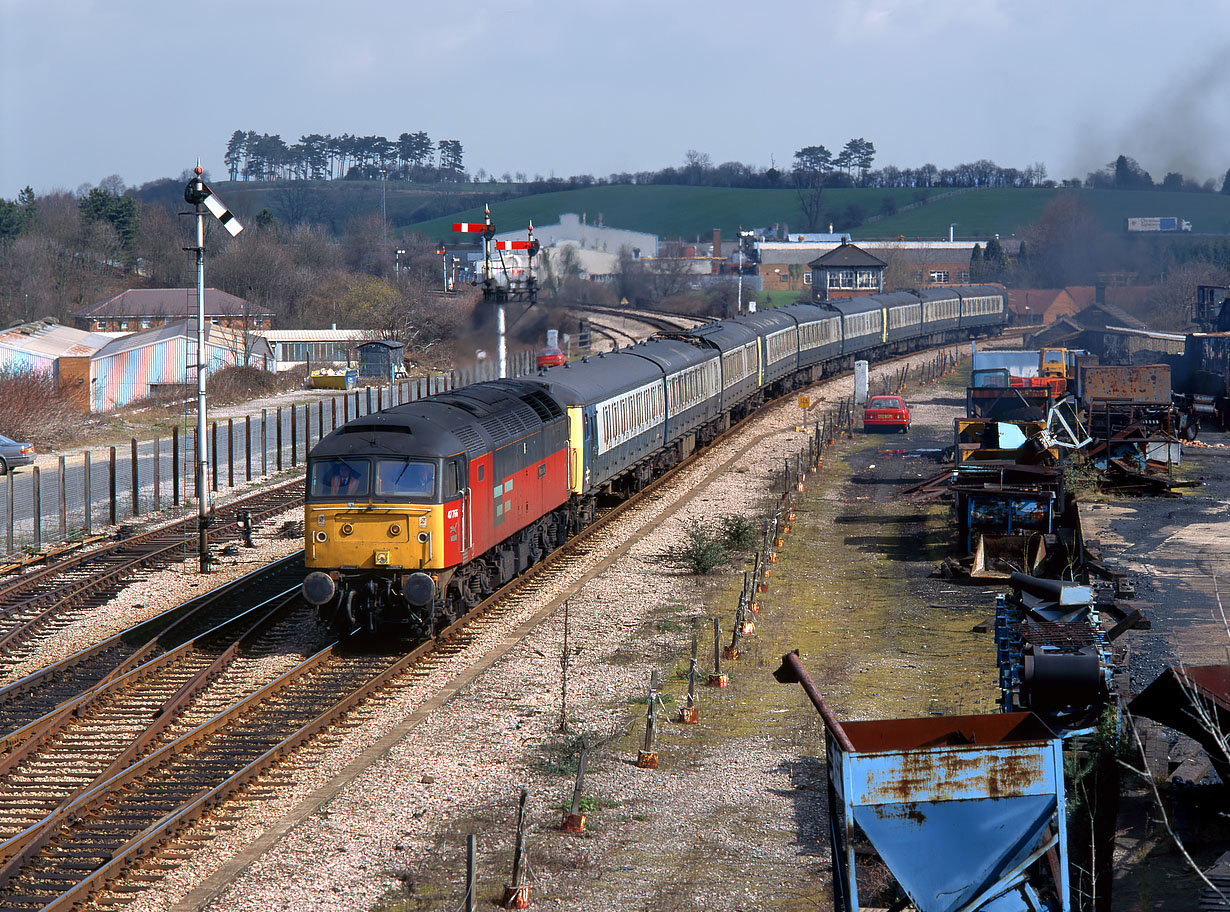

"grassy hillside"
[405,185,926,243]
[212,178,1230,243]
[413,185,1230,243]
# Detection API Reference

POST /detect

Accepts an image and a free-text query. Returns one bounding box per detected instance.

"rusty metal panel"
[829,712,1069,912]
[1079,364,1171,405]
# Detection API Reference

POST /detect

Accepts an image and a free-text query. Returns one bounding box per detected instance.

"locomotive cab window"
[443,458,466,498]
[375,458,436,499]
[310,458,371,499]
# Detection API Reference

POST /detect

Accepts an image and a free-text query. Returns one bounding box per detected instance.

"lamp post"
[379,168,387,236]
[737,227,754,313]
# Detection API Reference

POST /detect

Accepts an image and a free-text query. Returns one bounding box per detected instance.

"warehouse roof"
[74,288,273,320]
[0,320,111,359]
[94,319,272,359]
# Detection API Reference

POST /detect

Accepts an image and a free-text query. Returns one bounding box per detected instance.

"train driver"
[325,460,365,496]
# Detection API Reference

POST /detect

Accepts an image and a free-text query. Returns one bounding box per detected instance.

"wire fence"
[0,352,535,561]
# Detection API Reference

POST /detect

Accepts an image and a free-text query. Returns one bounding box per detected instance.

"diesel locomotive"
[301,286,1006,635]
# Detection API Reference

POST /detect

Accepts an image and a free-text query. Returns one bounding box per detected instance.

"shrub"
[662,520,729,574]
[0,366,87,446]
[207,364,291,405]
[718,514,759,551]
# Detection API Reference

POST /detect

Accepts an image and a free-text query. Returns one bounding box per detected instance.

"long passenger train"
[300,285,1006,635]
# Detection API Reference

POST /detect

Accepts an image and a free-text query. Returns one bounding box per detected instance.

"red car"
[863,395,911,432]
[536,347,567,368]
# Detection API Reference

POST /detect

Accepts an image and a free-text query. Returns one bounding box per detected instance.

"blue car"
[0,434,34,475]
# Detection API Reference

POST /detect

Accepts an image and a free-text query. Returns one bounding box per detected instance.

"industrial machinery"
[995,573,1117,738]
[776,651,1070,912]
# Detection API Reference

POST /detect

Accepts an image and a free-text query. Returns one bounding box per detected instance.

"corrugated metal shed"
[0,321,111,375]
[258,329,380,343]
[90,320,273,412]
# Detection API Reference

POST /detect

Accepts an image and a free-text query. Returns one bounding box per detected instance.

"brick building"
[73,288,273,333]
[807,241,886,302]
[758,239,1015,298]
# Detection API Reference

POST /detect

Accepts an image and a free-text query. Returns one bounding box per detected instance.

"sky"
[3,0,1230,199]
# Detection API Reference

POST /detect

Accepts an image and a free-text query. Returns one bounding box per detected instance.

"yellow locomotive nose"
[306,505,440,570]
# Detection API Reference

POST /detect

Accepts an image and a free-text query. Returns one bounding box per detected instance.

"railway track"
[0,340,973,908]
[576,304,709,351]
[0,478,304,673]
[0,383,763,909]
[0,554,307,747]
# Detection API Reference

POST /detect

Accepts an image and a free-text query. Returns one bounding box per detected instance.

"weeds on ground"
[207,364,299,405]
[718,513,759,552]
[533,724,626,776]
[661,520,729,574]
[0,366,88,446]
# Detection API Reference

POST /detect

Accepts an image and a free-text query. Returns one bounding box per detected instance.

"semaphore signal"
[453,206,539,380]
[182,162,244,572]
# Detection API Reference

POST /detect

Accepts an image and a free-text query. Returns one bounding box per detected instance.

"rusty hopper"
[776,652,1069,912]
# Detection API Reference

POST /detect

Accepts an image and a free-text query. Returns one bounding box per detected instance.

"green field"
[410,185,1230,243]
[404,185,930,243]
[213,179,1230,242]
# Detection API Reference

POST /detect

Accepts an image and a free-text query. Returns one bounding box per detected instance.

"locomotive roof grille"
[520,388,565,422]
[451,424,487,458]
[341,422,411,435]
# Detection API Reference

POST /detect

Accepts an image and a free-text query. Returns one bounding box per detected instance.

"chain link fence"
[0,352,535,561]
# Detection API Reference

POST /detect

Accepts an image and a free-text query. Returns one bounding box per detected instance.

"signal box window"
[376,458,436,498]
[310,458,370,498]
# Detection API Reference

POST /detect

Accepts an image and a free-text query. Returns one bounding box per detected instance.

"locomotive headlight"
[341,523,354,536]
[389,523,401,536]
[417,531,430,544]
[313,530,328,543]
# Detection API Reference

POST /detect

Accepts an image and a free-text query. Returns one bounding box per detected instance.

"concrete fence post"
[83,451,91,535]
[172,426,180,506]
[637,669,660,769]
[708,617,727,687]
[131,437,139,516]
[58,455,66,541]
[465,834,476,912]
[502,788,530,909]
[108,446,117,526]
[32,466,41,551]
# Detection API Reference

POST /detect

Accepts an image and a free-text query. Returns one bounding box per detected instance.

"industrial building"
[0,320,113,411]
[257,329,382,372]
[489,212,658,281]
[73,288,274,333]
[757,238,1017,297]
[89,320,273,412]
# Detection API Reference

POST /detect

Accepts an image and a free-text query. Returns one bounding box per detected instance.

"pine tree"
[970,243,984,282]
